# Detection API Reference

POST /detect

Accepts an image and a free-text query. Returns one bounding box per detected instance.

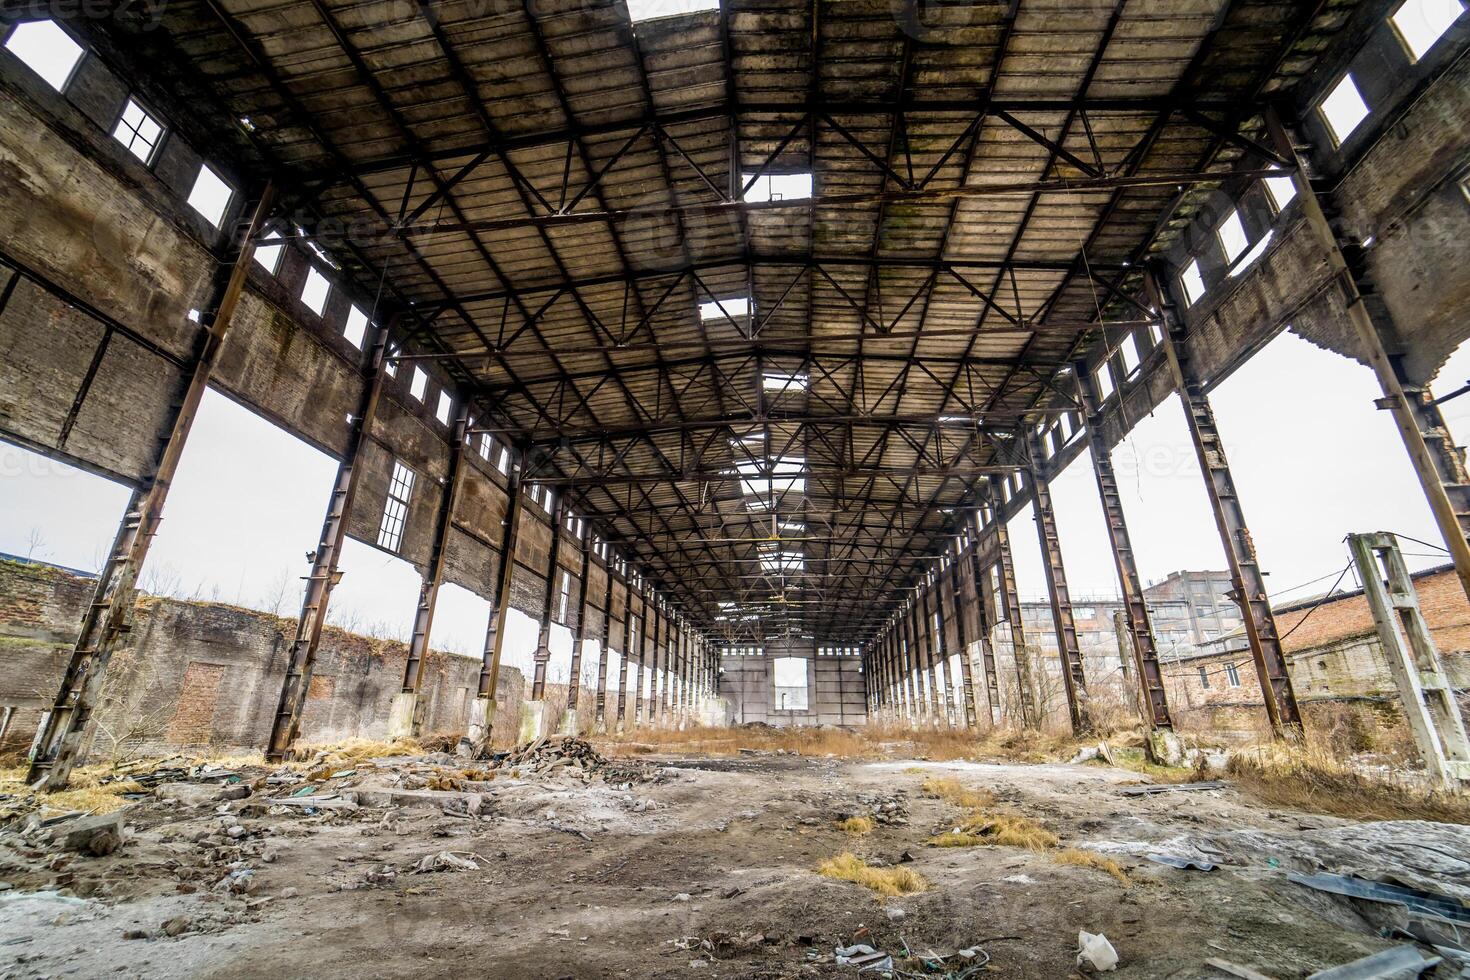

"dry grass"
[816,852,928,897]
[1227,744,1470,824]
[0,765,142,816]
[920,776,994,810]
[928,812,1059,851]
[1054,847,1132,886]
[835,815,875,835]
[290,737,420,769]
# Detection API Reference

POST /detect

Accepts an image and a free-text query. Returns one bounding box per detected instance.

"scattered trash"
[1306,945,1440,979]
[1119,781,1228,797]
[1147,854,1217,871]
[1077,931,1118,972]
[1287,873,1470,925]
[412,851,480,873]
[835,943,893,972]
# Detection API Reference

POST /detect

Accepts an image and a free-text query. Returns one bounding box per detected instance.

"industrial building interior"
[2,0,1470,975]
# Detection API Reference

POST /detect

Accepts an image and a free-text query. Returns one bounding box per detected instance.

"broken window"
[1094,363,1115,402]
[1263,168,1297,212]
[478,432,494,462]
[741,172,813,203]
[409,366,428,402]
[112,98,164,164]
[1119,332,1141,375]
[301,266,331,317]
[384,347,399,377]
[187,163,234,229]
[557,570,572,623]
[1179,259,1207,305]
[253,229,285,275]
[1198,666,1210,690]
[4,19,83,92]
[1217,209,1250,265]
[496,444,511,475]
[377,460,415,552]
[343,305,369,349]
[435,389,453,426]
[1391,0,1465,61]
[626,0,720,22]
[1319,74,1371,146]
[772,657,808,711]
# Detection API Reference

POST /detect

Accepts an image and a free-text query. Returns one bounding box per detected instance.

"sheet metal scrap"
[1288,872,1470,926]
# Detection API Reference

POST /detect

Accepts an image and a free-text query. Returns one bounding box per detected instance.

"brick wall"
[0,559,525,760]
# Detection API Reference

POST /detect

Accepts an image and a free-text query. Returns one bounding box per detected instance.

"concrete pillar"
[30,185,277,789]
[616,586,634,729]
[991,498,1038,729]
[1026,429,1090,735]
[560,530,593,736]
[521,494,565,743]
[592,561,616,731]
[947,541,979,728]
[466,455,525,751]
[966,520,1004,726]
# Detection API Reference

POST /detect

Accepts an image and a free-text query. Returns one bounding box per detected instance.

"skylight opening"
[1319,74,1371,146]
[112,98,164,164]
[301,266,331,317]
[1391,0,1465,61]
[762,371,808,393]
[1180,258,1207,306]
[699,296,751,322]
[937,414,974,425]
[1217,209,1250,265]
[343,305,369,349]
[187,163,234,229]
[741,172,813,203]
[4,20,83,92]
[626,0,720,22]
[252,229,284,275]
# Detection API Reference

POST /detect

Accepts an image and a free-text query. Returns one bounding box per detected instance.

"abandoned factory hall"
[5,0,1470,975]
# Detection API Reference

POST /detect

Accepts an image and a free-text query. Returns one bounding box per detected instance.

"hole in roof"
[1217,209,1250,264]
[187,163,233,229]
[699,296,751,322]
[1392,0,1464,61]
[762,370,808,392]
[1180,258,1207,305]
[4,20,83,92]
[301,266,331,317]
[741,172,813,203]
[1319,74,1371,146]
[627,0,719,21]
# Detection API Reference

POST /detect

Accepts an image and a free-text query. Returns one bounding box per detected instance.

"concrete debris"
[1077,931,1119,972]
[42,811,126,857]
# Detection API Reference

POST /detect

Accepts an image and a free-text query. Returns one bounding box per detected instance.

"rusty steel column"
[30,184,276,790]
[631,591,647,724]
[1268,110,1470,605]
[918,591,942,721]
[948,544,980,728]
[564,528,593,722]
[649,599,663,723]
[965,524,1004,726]
[925,579,954,726]
[1075,359,1175,732]
[1026,431,1090,735]
[593,562,615,729]
[992,499,1038,729]
[530,495,566,702]
[1147,260,1303,737]
[267,314,392,762]
[474,456,525,743]
[392,403,472,736]
[616,581,634,727]
[903,598,926,720]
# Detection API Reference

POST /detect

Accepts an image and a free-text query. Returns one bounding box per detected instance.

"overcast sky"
[4,328,1468,671]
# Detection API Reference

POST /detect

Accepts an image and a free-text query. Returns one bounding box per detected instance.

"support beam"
[1268,110,1470,606]
[469,457,525,748]
[594,565,615,730]
[1075,360,1175,736]
[267,316,391,762]
[530,497,566,699]
[616,590,634,728]
[649,600,663,724]
[925,581,954,726]
[992,501,1038,729]
[1147,261,1302,737]
[947,543,979,728]
[391,405,471,739]
[1026,431,1090,735]
[562,533,593,733]
[29,185,276,790]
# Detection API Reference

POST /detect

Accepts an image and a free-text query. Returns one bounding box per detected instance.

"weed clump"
[1054,847,1132,885]
[817,852,928,897]
[836,815,875,835]
[927,812,1058,851]
[1227,744,1470,824]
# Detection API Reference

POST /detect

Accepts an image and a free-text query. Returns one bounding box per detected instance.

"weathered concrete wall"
[718,652,867,726]
[0,559,525,759]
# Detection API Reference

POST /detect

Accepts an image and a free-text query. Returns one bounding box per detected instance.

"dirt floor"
[2,740,1469,979]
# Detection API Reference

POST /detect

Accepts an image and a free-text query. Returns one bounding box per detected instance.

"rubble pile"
[485,736,656,784]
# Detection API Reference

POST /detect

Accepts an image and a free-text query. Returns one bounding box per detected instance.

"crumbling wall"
[0,559,524,760]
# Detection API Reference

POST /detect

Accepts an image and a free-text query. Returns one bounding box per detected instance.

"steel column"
[1147,261,1302,736]
[925,581,954,726]
[616,583,633,726]
[1075,361,1174,731]
[632,591,647,724]
[564,530,593,718]
[1026,430,1090,735]
[593,564,615,728]
[29,185,276,789]
[947,547,979,728]
[1269,110,1470,606]
[267,314,391,761]
[476,458,526,727]
[992,503,1038,729]
[649,600,662,723]
[530,496,566,700]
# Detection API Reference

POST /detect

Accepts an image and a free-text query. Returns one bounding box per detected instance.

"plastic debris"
[412,850,479,873]
[1307,945,1440,979]
[1077,931,1119,972]
[1287,872,1470,925]
[1147,854,1217,871]
[835,943,893,972]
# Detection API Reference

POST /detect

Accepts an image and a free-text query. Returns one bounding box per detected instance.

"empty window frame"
[435,389,453,426]
[1319,74,1371,146]
[478,432,494,462]
[1216,208,1250,265]
[1179,258,1207,305]
[1094,362,1116,402]
[343,305,369,349]
[557,570,573,623]
[112,97,164,164]
[1263,168,1298,212]
[1225,662,1242,687]
[187,163,234,229]
[252,229,285,275]
[4,19,84,92]
[741,172,813,202]
[496,444,511,474]
[301,266,331,316]
[1198,666,1211,690]
[1391,0,1465,61]
[409,366,428,402]
[1119,331,1141,374]
[377,460,416,552]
